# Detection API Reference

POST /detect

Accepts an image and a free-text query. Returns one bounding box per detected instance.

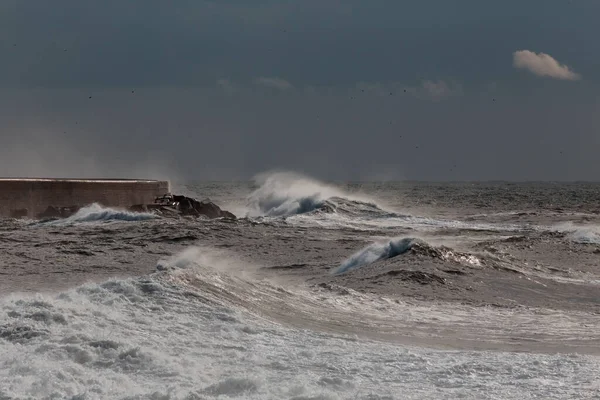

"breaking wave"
[1,247,598,399]
[334,238,417,274]
[334,238,484,275]
[246,171,390,218]
[571,229,600,244]
[43,203,159,225]
[244,172,525,234]
[555,223,600,244]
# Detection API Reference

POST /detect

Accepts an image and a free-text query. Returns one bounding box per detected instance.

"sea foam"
[42,203,158,225]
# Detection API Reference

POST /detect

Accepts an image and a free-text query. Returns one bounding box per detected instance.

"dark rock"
[130,194,236,220]
[172,195,236,219]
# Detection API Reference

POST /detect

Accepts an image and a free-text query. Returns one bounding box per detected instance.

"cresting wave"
[246,171,388,218]
[38,203,159,225]
[555,222,600,244]
[334,238,483,275]
[244,172,531,234]
[334,238,417,274]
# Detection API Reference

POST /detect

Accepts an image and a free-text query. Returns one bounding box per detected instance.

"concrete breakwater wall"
[0,179,170,218]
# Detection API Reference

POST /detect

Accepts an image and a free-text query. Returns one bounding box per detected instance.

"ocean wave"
[554,223,600,244]
[246,171,389,218]
[1,246,599,399]
[334,238,484,275]
[41,203,159,225]
[244,173,531,234]
[333,238,416,274]
[571,229,600,244]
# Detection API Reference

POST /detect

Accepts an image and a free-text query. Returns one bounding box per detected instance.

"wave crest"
[43,203,159,225]
[334,238,484,274]
[246,171,386,218]
[555,222,600,244]
[334,238,416,274]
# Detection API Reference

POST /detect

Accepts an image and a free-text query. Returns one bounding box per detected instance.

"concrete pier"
[0,178,170,218]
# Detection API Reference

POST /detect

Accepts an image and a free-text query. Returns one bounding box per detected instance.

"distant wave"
[42,203,158,225]
[571,229,600,244]
[333,238,417,274]
[556,223,600,244]
[246,171,389,218]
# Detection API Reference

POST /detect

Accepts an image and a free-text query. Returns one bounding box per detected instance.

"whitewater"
[2,172,600,399]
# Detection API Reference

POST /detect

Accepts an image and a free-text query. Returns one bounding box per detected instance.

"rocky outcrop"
[171,195,236,219]
[130,194,236,220]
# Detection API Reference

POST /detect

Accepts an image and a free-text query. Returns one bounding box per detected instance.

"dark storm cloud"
[1,0,599,181]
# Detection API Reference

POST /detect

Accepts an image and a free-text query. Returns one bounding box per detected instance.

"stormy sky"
[1,0,598,181]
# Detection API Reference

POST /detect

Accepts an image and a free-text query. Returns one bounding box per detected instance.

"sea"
[1,172,599,399]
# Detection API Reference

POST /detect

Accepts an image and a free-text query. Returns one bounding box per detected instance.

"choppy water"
[1,172,600,399]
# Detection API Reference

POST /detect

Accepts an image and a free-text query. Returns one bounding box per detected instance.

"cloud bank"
[513,50,581,80]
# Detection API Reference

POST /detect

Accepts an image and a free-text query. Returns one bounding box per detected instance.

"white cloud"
[513,50,581,80]
[253,77,293,90]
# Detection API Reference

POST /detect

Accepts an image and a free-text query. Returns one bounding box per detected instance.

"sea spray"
[41,203,158,225]
[246,171,383,217]
[555,222,600,244]
[157,246,257,280]
[246,171,343,217]
[3,269,593,399]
